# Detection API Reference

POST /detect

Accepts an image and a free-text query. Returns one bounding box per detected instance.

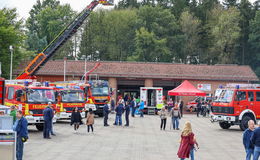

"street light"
[9,45,13,80]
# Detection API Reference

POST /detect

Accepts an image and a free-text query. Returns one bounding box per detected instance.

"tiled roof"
[15,60,259,82]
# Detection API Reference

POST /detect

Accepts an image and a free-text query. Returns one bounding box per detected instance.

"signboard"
[197,84,211,91]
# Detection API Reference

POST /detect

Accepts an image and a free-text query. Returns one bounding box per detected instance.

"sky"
[0,0,258,19]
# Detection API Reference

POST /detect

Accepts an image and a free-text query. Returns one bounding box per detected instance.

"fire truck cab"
[52,83,86,120]
[4,80,57,131]
[211,84,260,131]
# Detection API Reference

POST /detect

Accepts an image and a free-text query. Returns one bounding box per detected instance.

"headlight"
[85,104,96,110]
[29,111,34,115]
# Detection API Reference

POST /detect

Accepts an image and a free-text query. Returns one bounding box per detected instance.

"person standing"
[111,98,115,112]
[71,107,83,133]
[177,121,199,160]
[167,98,174,112]
[10,105,17,124]
[251,121,260,160]
[179,101,184,118]
[196,101,202,117]
[86,108,94,133]
[243,120,255,160]
[139,100,145,117]
[103,101,110,126]
[159,107,167,130]
[49,103,56,136]
[13,110,28,160]
[124,101,130,126]
[43,102,53,139]
[131,98,136,117]
[114,100,124,126]
[170,104,181,130]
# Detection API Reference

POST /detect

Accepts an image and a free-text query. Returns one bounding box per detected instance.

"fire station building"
[15,60,259,104]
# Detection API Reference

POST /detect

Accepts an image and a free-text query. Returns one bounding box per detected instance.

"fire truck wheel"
[36,124,44,131]
[219,122,231,129]
[239,116,252,131]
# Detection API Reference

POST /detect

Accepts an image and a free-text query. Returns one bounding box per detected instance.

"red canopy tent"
[168,80,206,96]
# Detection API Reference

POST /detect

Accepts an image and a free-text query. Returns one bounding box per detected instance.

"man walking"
[251,121,260,160]
[125,101,130,126]
[13,110,28,160]
[103,100,110,126]
[243,120,255,160]
[43,102,54,139]
[131,98,136,117]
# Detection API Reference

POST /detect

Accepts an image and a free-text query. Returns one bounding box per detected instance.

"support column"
[144,79,153,87]
[108,78,117,102]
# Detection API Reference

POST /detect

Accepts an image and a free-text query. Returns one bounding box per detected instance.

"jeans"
[131,107,136,117]
[87,125,93,132]
[115,115,122,125]
[246,148,253,160]
[16,136,24,160]
[180,148,194,160]
[140,110,144,117]
[43,120,51,138]
[172,117,179,129]
[104,113,108,125]
[253,146,260,160]
[125,113,129,126]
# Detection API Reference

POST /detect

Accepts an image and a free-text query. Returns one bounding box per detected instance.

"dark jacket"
[14,117,28,138]
[111,100,115,108]
[71,111,82,125]
[103,104,110,115]
[251,127,260,147]
[115,104,124,115]
[125,105,130,115]
[130,100,136,108]
[43,107,53,121]
[243,128,254,150]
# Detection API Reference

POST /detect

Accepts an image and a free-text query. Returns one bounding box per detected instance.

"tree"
[209,7,241,64]
[223,0,238,8]
[249,11,260,78]
[26,0,76,59]
[179,11,201,63]
[0,8,33,78]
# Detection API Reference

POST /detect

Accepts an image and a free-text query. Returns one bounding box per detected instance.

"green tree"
[26,0,76,59]
[209,7,241,64]
[179,11,201,63]
[223,0,238,8]
[249,11,260,78]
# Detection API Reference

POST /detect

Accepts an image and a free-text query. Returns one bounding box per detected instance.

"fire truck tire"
[239,116,252,131]
[36,124,44,131]
[219,122,231,129]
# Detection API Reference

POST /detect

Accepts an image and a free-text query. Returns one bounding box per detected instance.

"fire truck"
[51,83,86,120]
[210,84,260,131]
[4,80,56,131]
[85,80,110,117]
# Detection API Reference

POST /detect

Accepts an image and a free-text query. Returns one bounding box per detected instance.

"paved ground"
[24,114,245,160]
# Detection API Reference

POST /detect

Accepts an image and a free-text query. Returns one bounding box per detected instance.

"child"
[159,107,167,130]
[71,107,82,133]
[86,108,94,133]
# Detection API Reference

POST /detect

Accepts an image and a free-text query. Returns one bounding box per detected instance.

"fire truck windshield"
[214,89,234,103]
[27,89,55,103]
[62,91,85,102]
[91,86,109,96]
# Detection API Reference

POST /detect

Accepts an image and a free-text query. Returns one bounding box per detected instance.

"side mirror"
[16,90,23,101]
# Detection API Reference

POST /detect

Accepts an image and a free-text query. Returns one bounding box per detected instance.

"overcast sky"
[0,0,257,19]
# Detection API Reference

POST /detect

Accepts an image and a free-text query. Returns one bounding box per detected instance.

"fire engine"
[210,83,260,131]
[51,83,86,120]
[4,80,56,131]
[83,80,110,117]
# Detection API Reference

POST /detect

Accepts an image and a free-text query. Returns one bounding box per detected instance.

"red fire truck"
[4,80,56,131]
[210,84,260,131]
[51,83,86,120]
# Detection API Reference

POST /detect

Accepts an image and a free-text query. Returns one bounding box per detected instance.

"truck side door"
[248,91,255,114]
[235,91,249,113]
[255,92,260,119]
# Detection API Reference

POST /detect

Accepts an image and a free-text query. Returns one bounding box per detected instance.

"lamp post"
[9,45,13,80]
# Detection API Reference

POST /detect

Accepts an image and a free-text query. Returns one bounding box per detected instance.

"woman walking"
[86,108,95,133]
[70,107,83,133]
[159,107,167,130]
[177,121,199,160]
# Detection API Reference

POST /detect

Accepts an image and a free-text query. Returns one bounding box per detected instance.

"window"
[7,87,15,100]
[236,91,246,101]
[256,92,260,101]
[248,92,254,101]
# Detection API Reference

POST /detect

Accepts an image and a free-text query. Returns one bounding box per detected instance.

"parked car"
[185,96,212,112]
